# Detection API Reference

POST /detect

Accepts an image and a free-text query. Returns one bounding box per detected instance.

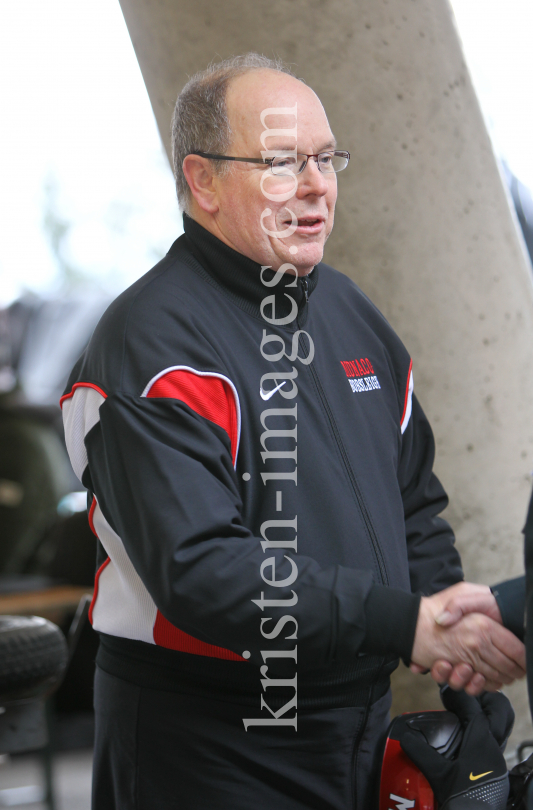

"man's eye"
[319,153,333,165]
[275,158,295,168]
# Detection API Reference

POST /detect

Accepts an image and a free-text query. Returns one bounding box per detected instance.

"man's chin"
[283,242,325,274]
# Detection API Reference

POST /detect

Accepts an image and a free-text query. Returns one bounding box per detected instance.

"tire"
[0,616,68,702]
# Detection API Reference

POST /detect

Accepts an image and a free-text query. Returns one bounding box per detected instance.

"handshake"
[410,582,526,695]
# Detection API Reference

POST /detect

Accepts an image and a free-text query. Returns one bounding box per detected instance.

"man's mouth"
[286,216,325,234]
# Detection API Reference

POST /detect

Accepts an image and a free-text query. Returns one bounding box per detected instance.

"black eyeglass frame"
[191,150,350,175]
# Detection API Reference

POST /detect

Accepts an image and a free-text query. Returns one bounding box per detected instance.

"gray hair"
[171,53,297,213]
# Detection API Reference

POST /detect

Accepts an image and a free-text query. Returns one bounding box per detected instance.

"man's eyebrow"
[261,139,338,154]
[261,144,297,153]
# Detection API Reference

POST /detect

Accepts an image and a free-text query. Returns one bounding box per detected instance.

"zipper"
[295,288,389,808]
[295,320,388,586]
[311,362,388,584]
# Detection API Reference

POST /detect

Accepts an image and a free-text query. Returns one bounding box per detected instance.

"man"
[61,54,525,809]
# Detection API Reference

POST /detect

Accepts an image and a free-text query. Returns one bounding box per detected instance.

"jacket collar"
[174,214,318,323]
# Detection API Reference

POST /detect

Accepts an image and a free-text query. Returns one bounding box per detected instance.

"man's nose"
[297,157,331,196]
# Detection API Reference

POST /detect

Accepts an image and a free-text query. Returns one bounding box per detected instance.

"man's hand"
[410,582,506,692]
[410,589,525,696]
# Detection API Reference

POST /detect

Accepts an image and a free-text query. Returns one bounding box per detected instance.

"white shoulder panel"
[91,501,157,644]
[62,386,106,482]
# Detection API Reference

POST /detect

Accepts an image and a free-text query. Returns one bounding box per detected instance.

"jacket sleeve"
[83,390,420,670]
[398,393,464,595]
[524,488,533,714]
[491,576,525,640]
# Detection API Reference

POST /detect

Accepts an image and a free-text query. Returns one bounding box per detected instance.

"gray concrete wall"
[119,0,533,750]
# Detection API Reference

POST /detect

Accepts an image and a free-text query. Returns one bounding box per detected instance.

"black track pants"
[92,666,391,810]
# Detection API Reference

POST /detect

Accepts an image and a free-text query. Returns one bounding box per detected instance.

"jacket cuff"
[491,576,525,641]
[360,585,422,661]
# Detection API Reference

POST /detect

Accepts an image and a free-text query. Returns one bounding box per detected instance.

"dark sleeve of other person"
[488,488,532,641]
[525,488,533,714]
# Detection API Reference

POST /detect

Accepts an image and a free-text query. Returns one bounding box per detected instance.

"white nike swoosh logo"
[260,381,287,401]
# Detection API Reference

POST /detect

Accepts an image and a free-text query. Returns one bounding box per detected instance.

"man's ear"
[182,155,219,214]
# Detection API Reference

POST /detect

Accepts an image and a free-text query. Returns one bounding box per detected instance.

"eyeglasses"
[191,150,350,176]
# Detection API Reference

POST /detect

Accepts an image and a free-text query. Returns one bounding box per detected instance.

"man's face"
[211,70,338,276]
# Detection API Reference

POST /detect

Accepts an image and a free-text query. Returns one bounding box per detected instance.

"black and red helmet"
[379,710,463,810]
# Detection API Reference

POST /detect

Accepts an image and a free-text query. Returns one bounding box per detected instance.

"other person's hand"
[433,581,503,628]
[399,687,512,810]
[410,590,525,696]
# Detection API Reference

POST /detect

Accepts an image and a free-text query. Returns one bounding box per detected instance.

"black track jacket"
[62,215,463,709]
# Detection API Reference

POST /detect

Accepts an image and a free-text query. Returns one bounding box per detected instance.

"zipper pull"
[301,276,309,303]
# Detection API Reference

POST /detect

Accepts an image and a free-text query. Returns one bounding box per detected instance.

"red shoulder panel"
[400,359,413,427]
[88,496,98,537]
[146,369,239,465]
[153,610,246,661]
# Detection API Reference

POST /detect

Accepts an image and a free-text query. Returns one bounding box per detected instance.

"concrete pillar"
[119,0,533,748]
